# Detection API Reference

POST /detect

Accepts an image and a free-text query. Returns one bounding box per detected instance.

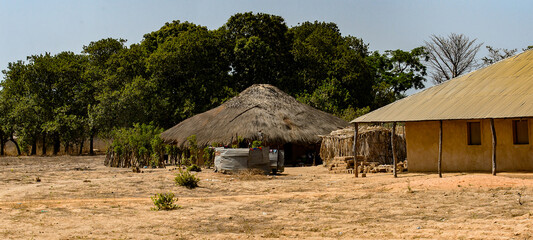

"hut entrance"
[282,143,322,167]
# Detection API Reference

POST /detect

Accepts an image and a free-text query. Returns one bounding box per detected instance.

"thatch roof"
[161,84,349,147]
[353,49,533,123]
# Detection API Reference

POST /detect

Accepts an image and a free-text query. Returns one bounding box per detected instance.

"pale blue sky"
[1,0,532,90]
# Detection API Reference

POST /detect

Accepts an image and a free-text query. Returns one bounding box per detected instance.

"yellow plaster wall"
[406,119,533,172]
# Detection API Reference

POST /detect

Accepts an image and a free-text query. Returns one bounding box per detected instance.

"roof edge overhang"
[351,116,533,124]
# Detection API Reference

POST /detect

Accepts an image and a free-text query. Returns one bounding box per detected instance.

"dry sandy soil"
[1,156,532,240]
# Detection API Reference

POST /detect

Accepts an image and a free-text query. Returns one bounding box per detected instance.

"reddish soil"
[1,156,532,239]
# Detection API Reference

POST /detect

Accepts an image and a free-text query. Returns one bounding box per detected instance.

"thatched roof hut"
[161,84,349,147]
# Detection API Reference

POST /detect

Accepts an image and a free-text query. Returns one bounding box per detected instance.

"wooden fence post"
[392,122,397,178]
[438,120,443,178]
[353,122,358,178]
[490,119,497,176]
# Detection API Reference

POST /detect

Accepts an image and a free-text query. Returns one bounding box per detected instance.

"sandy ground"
[1,156,532,239]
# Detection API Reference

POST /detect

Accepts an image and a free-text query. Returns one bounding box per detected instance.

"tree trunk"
[0,138,5,156]
[65,142,70,155]
[42,134,47,155]
[53,134,60,155]
[31,140,37,155]
[89,133,94,155]
[0,132,5,156]
[9,135,21,156]
[79,140,84,155]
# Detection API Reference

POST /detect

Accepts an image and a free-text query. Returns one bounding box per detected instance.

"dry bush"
[234,169,269,181]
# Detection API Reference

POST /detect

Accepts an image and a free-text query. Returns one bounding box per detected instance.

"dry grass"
[232,168,270,181]
[1,155,533,239]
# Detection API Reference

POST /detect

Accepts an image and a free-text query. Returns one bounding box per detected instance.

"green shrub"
[252,140,262,148]
[166,144,180,165]
[203,147,214,167]
[187,164,201,172]
[151,192,179,211]
[175,169,200,189]
[109,123,165,167]
[187,135,198,165]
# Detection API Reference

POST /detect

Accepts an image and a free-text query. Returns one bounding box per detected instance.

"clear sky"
[1,0,532,89]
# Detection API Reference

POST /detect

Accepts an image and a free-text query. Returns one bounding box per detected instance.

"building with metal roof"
[352,49,533,174]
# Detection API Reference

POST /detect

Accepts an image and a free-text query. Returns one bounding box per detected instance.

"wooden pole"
[392,122,397,178]
[312,143,317,166]
[490,118,497,176]
[438,120,443,178]
[353,122,359,178]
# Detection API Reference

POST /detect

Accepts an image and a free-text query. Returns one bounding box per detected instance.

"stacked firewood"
[355,160,408,174]
[327,156,354,174]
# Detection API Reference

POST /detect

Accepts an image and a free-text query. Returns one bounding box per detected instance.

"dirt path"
[1,156,533,239]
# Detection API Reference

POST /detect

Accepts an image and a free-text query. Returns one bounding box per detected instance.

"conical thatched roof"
[161,84,349,147]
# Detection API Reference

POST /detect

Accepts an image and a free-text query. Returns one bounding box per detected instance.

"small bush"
[252,140,262,148]
[187,164,201,172]
[203,147,214,167]
[151,192,179,211]
[175,169,200,189]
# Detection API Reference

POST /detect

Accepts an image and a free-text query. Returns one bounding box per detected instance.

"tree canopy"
[0,12,428,155]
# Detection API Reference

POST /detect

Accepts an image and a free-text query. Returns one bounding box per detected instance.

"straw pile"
[319,125,406,170]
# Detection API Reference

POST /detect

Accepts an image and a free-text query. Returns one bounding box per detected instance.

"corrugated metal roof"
[352,49,533,123]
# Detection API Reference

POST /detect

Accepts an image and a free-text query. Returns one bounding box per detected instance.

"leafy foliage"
[202,147,214,167]
[109,123,164,167]
[174,169,200,189]
[251,140,262,148]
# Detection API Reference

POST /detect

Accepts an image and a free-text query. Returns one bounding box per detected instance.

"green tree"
[222,12,293,90]
[141,20,203,54]
[5,52,90,155]
[1,60,37,155]
[0,90,12,155]
[33,52,89,154]
[83,38,126,154]
[290,21,343,95]
[89,42,150,135]
[146,25,231,126]
[291,21,374,117]
[369,47,428,107]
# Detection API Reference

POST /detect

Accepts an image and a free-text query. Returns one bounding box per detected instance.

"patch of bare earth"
[1,156,532,239]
